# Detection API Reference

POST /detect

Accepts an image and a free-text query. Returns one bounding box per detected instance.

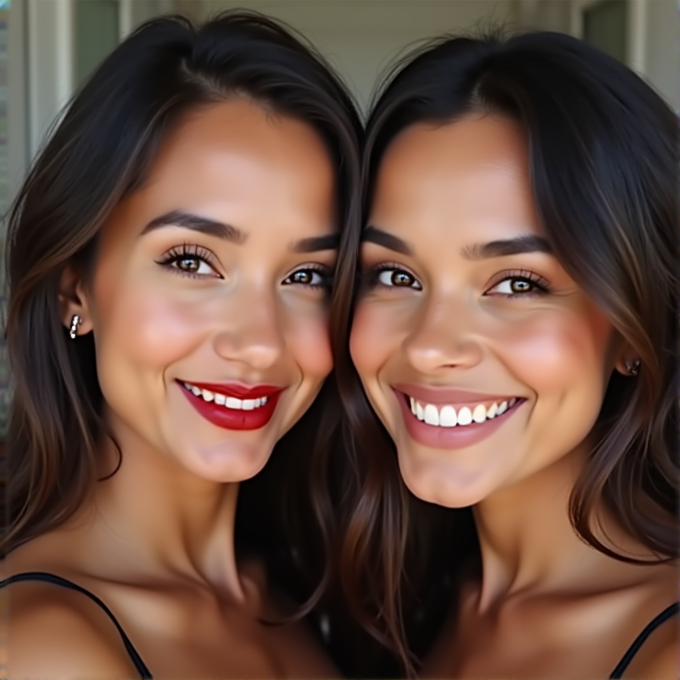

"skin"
[4,98,339,678]
[351,114,678,679]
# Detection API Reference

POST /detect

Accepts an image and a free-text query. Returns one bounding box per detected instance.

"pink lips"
[393,383,514,405]
[393,383,524,451]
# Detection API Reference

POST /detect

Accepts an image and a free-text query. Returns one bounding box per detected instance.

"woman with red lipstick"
[2,11,361,679]
[336,31,679,678]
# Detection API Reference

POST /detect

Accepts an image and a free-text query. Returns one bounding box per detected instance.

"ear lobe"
[615,356,641,377]
[59,265,94,337]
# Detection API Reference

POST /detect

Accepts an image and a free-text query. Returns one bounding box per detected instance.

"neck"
[471,445,647,612]
[75,418,245,600]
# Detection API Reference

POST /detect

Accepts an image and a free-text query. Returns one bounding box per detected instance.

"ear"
[59,264,94,338]
[613,342,641,377]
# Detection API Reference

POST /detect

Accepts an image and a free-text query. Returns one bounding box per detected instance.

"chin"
[180,439,275,483]
[397,451,493,509]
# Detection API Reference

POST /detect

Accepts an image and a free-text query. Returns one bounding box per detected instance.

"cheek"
[93,278,207,371]
[287,312,333,382]
[499,306,612,399]
[349,301,399,377]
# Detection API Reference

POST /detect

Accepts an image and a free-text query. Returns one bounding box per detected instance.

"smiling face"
[64,98,336,482]
[351,114,623,507]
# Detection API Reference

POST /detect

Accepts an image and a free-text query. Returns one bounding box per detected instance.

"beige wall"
[646,0,679,108]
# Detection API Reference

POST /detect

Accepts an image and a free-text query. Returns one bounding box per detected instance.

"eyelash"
[157,244,218,279]
[282,263,333,291]
[157,244,333,289]
[362,264,551,298]
[486,269,551,298]
[362,263,422,292]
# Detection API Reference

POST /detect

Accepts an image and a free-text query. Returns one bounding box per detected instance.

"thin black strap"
[609,601,679,678]
[0,571,153,679]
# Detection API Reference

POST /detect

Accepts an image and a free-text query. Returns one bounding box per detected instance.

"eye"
[172,256,215,276]
[157,245,220,279]
[283,266,332,290]
[485,271,549,297]
[374,266,422,290]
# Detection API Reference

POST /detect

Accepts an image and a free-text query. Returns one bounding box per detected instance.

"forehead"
[133,98,335,225]
[370,114,538,235]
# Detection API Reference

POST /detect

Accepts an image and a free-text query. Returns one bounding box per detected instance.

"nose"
[212,288,285,371]
[403,295,483,374]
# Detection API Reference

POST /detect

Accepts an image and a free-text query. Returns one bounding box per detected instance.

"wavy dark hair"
[335,30,679,672]
[3,9,362,625]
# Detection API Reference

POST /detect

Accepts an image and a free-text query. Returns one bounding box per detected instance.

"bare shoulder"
[4,579,142,679]
[627,605,679,680]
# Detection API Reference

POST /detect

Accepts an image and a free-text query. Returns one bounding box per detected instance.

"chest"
[98,584,317,677]
[422,592,654,680]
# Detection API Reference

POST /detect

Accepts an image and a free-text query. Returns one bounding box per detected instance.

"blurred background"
[0,0,678,439]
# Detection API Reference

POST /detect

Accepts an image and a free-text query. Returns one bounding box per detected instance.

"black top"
[1,571,678,679]
[0,571,152,679]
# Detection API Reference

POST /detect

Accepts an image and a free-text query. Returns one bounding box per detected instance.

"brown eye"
[376,268,422,290]
[291,270,313,284]
[486,274,548,297]
[283,268,330,288]
[510,279,533,293]
[176,257,201,273]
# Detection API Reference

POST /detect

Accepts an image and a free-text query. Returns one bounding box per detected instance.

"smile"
[394,388,525,450]
[183,382,270,411]
[179,381,284,431]
[407,397,518,427]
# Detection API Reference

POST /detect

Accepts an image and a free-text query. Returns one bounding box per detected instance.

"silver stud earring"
[69,314,82,340]
[625,359,640,376]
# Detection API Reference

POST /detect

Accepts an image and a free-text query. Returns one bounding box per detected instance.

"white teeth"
[408,396,520,428]
[439,405,457,427]
[184,383,271,411]
[472,404,486,424]
[424,404,440,426]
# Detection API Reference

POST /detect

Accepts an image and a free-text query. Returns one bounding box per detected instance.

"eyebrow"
[461,235,552,260]
[363,225,551,260]
[142,210,338,253]
[292,233,339,253]
[142,211,246,243]
[362,226,413,255]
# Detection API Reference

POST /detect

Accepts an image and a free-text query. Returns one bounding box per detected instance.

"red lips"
[179,381,284,431]
[186,382,283,399]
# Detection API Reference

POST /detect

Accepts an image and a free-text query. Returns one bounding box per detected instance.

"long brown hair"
[3,10,362,588]
[335,30,679,671]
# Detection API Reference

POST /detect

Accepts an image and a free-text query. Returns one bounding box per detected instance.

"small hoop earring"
[69,314,82,340]
[625,359,640,376]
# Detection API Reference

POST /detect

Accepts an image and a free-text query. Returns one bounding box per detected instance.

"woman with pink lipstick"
[337,31,679,678]
[2,11,361,679]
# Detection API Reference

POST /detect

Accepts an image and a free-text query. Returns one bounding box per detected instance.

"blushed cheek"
[499,309,613,399]
[349,303,395,380]
[95,283,207,371]
[290,315,333,382]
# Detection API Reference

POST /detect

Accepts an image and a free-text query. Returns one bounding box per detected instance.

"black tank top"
[0,572,152,679]
[1,572,678,678]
